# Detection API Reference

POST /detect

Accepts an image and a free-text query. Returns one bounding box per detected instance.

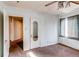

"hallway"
[9,44,79,57]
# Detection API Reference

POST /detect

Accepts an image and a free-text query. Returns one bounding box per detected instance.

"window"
[60,15,79,40]
[60,18,65,37]
[68,16,78,38]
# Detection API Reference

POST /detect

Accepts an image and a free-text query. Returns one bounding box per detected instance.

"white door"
[30,18,40,49]
[4,14,10,57]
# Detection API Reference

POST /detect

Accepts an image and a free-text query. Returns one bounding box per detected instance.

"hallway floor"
[9,44,79,57]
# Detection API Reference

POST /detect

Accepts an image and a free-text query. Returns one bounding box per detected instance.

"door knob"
[31,35,32,37]
[5,40,7,42]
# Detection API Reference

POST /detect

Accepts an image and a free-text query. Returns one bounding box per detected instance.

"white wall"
[43,15,58,46]
[60,8,79,18]
[59,37,79,50]
[59,8,79,50]
[4,6,59,56]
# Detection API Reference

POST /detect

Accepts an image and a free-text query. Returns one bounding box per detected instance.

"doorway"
[30,19,40,49]
[9,16,23,55]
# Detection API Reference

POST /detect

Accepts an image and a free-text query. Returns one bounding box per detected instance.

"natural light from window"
[27,52,37,57]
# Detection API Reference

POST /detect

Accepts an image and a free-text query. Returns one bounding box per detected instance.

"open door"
[4,15,24,57]
[4,13,10,57]
[30,18,40,49]
[9,16,23,56]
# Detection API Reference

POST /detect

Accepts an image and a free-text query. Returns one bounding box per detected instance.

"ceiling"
[2,1,79,15]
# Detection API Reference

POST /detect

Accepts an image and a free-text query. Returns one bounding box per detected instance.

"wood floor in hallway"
[9,44,79,57]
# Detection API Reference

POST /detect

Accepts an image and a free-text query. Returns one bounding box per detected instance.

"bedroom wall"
[3,6,59,56]
[14,19,23,40]
[9,18,23,41]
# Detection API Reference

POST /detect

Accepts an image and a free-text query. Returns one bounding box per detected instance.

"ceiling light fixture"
[17,1,20,3]
[45,1,79,9]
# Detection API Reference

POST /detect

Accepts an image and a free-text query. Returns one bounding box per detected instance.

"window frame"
[59,15,79,40]
[59,18,65,37]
